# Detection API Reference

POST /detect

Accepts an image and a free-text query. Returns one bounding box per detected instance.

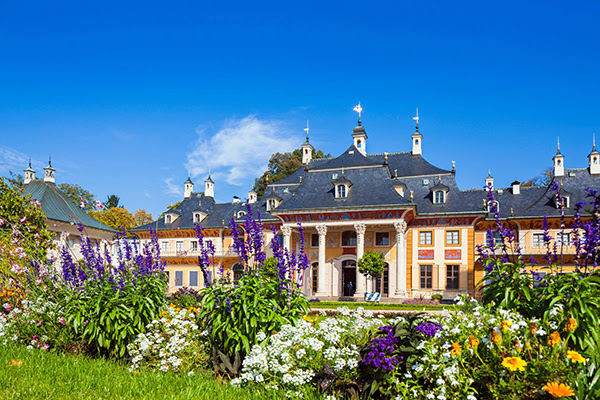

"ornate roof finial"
[410,190,414,201]
[48,156,52,167]
[413,107,419,131]
[341,166,345,175]
[394,168,398,178]
[353,102,363,126]
[304,120,310,143]
[452,160,456,171]
[556,136,563,155]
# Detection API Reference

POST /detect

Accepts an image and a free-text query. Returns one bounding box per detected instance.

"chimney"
[232,196,241,204]
[511,180,521,195]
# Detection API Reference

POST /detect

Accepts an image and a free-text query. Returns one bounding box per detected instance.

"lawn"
[0,343,300,400]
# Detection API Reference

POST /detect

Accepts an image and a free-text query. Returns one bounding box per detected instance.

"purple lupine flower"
[415,321,443,338]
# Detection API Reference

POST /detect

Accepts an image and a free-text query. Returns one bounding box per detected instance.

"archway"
[342,259,356,296]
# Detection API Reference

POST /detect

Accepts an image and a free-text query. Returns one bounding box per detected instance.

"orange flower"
[451,342,462,356]
[491,330,502,344]
[467,335,480,349]
[565,318,578,332]
[548,331,561,347]
[543,382,575,398]
[500,320,512,333]
[567,350,586,364]
[7,359,22,367]
[501,356,527,372]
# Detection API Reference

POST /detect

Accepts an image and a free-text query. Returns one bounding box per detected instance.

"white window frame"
[160,241,169,252]
[532,233,545,248]
[434,190,445,204]
[175,241,184,253]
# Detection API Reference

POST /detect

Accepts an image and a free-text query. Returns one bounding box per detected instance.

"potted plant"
[357,250,386,301]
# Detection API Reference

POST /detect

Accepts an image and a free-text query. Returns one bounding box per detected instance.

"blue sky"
[1,1,599,217]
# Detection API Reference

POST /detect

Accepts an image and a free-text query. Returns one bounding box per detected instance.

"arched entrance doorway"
[342,259,356,296]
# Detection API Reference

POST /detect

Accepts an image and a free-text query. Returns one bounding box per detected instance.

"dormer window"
[332,173,352,199]
[556,194,570,209]
[165,214,172,224]
[193,212,205,223]
[433,190,445,204]
[267,199,277,211]
[337,184,347,198]
[487,200,499,213]
[237,211,247,219]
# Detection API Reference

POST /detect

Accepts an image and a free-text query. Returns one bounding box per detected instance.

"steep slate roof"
[23,179,115,232]
[274,166,411,212]
[311,145,380,170]
[368,152,451,177]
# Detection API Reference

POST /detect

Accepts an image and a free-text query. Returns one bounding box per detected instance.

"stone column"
[281,225,293,281]
[394,221,408,297]
[315,224,329,297]
[354,223,367,298]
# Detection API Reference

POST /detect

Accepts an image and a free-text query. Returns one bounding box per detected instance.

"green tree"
[105,194,121,209]
[58,183,96,211]
[133,209,154,227]
[252,148,329,199]
[357,250,386,280]
[89,207,136,232]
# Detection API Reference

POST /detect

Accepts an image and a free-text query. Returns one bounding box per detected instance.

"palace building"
[132,110,600,300]
[22,159,115,261]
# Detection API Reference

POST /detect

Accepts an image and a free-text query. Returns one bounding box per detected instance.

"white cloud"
[164,178,183,197]
[0,147,46,177]
[186,115,296,186]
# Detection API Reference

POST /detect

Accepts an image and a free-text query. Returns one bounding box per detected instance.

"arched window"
[337,185,347,198]
[342,231,357,247]
[267,199,277,210]
[232,263,244,282]
[434,190,445,204]
[166,215,172,223]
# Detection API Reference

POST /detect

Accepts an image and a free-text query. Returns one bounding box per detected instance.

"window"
[446,265,460,290]
[556,233,571,246]
[190,240,198,252]
[556,195,570,209]
[232,263,243,282]
[419,231,433,246]
[486,231,504,247]
[420,265,432,289]
[175,270,184,287]
[375,232,390,246]
[532,233,545,248]
[434,191,445,204]
[337,184,347,198]
[311,234,319,247]
[160,241,169,252]
[176,241,184,253]
[166,215,172,223]
[487,201,499,213]
[446,230,460,245]
[267,199,277,210]
[341,231,357,247]
[203,270,212,286]
[374,264,389,295]
[189,271,199,287]
[194,213,201,223]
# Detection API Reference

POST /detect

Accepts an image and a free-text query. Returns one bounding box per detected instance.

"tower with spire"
[184,172,194,199]
[352,102,368,155]
[23,159,36,185]
[589,134,600,175]
[411,108,423,156]
[204,173,214,198]
[301,120,314,165]
[553,138,565,178]
[43,157,55,184]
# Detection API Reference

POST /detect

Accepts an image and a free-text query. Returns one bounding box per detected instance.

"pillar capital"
[353,222,366,236]
[316,224,328,236]
[281,225,293,237]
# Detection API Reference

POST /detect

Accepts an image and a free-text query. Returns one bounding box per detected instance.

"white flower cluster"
[127,306,201,373]
[232,307,385,396]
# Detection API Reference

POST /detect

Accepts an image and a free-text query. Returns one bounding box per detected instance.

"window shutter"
[459,264,468,290]
[412,264,419,289]
[432,264,439,290]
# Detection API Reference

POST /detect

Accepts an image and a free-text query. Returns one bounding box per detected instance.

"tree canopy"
[88,207,136,232]
[134,209,154,227]
[522,167,553,187]
[105,195,121,209]
[252,148,329,199]
[357,250,386,279]
[58,183,96,211]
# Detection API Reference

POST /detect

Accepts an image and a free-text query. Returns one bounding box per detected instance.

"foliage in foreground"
[0,341,296,400]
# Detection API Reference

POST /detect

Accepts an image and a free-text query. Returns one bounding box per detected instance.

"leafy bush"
[357,250,386,280]
[195,206,310,375]
[168,287,202,310]
[430,294,443,302]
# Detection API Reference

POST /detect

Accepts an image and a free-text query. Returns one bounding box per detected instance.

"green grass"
[309,301,452,311]
[0,342,300,400]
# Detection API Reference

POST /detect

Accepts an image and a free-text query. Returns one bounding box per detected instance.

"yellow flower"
[491,330,502,344]
[451,342,462,356]
[467,335,480,349]
[543,382,575,398]
[548,331,561,347]
[501,356,527,372]
[302,313,319,323]
[500,320,513,333]
[7,359,23,367]
[567,350,586,364]
[565,318,578,332]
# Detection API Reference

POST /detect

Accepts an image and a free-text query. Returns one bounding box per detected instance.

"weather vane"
[353,102,363,122]
[304,120,309,142]
[413,108,419,128]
